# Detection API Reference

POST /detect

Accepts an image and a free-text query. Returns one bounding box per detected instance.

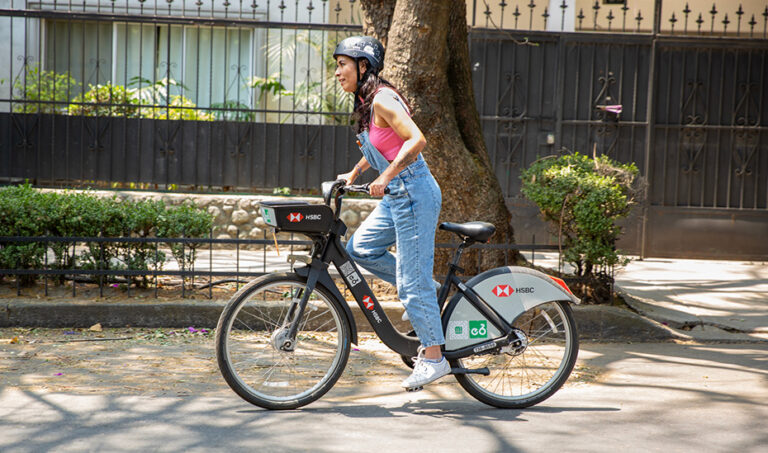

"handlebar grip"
[345,184,390,195]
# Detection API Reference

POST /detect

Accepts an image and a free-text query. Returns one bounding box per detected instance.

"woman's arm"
[337,156,370,184]
[368,92,426,196]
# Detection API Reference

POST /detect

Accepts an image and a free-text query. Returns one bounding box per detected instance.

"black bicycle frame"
[286,218,516,361]
[281,183,517,361]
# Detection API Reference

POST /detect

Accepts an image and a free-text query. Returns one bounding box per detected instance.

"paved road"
[1,329,766,452]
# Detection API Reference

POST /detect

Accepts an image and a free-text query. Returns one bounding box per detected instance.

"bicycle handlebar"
[322,180,390,215]
[340,183,390,195]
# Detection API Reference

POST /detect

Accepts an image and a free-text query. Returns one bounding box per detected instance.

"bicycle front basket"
[259,201,334,233]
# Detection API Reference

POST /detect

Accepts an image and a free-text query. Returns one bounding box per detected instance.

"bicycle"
[215,180,580,410]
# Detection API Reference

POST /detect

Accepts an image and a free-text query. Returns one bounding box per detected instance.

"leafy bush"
[0,186,213,287]
[521,152,640,279]
[68,83,140,117]
[210,100,255,122]
[138,95,213,121]
[130,77,213,121]
[0,185,50,284]
[13,66,79,114]
[156,203,214,274]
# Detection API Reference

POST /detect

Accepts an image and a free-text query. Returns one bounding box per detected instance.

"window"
[45,20,255,108]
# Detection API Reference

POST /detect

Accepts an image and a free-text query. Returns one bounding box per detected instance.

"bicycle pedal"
[405,386,423,392]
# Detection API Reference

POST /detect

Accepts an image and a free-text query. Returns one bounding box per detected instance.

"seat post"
[450,237,473,268]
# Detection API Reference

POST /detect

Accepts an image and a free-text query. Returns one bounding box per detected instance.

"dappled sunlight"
[2,329,768,451]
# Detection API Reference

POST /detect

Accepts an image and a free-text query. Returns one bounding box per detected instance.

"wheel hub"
[500,328,528,356]
[271,328,295,352]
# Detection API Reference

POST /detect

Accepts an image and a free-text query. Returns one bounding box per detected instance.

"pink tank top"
[368,88,410,161]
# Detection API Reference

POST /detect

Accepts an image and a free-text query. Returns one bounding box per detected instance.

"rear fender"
[443,266,579,352]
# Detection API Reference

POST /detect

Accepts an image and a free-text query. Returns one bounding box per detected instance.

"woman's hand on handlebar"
[369,174,392,197]
[341,183,390,196]
[336,170,357,185]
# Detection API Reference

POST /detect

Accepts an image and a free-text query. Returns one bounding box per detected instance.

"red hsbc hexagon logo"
[287,212,303,222]
[362,295,374,310]
[492,284,514,297]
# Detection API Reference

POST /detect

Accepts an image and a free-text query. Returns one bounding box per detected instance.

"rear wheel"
[453,301,578,408]
[215,273,351,410]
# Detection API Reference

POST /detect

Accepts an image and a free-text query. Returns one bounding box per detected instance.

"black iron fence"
[1,0,767,259]
[0,234,563,298]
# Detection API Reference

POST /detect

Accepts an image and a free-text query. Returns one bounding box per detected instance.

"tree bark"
[360,0,522,274]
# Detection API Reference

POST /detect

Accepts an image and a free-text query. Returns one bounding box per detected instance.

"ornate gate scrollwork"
[679,80,708,176]
[592,71,620,157]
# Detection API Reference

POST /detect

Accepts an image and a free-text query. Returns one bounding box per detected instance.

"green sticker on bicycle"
[469,320,488,339]
[262,207,276,226]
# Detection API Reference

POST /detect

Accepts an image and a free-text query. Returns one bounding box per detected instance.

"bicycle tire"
[215,273,351,410]
[452,301,579,409]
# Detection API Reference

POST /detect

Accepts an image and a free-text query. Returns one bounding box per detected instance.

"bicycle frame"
[288,218,518,362]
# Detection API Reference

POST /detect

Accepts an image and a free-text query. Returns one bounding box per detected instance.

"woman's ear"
[358,59,368,74]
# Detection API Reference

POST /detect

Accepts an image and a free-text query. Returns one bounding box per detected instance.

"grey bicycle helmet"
[333,36,385,74]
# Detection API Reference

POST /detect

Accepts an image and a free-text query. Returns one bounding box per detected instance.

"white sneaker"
[401,352,451,389]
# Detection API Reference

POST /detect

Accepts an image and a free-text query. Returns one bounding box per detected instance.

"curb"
[1,298,676,342]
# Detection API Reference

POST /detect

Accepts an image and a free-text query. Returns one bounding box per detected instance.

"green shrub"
[0,185,49,284]
[520,152,640,278]
[121,199,167,287]
[210,100,255,122]
[13,66,79,114]
[0,187,211,287]
[137,95,213,121]
[68,83,140,117]
[130,77,213,121]
[156,203,214,274]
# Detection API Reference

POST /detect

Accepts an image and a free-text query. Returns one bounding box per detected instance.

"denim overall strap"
[356,130,426,174]
[356,130,390,173]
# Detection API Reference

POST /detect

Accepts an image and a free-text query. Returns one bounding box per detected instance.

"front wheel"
[215,273,351,410]
[452,301,579,409]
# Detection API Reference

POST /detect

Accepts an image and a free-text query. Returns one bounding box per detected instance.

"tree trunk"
[360,0,522,274]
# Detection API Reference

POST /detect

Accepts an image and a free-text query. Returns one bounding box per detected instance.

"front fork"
[277,259,326,351]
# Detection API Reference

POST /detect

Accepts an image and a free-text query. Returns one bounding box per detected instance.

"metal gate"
[470,1,768,259]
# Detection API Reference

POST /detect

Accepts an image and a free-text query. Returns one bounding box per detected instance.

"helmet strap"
[353,59,367,109]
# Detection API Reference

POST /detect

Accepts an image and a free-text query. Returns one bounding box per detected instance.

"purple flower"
[188,327,198,333]
[54,373,63,376]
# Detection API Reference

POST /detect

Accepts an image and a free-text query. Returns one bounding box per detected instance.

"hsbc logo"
[492,285,514,297]
[493,284,534,296]
[362,295,374,310]
[287,212,303,222]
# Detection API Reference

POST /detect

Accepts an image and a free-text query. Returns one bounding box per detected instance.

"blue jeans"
[346,131,444,347]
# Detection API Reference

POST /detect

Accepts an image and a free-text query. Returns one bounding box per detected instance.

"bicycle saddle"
[439,221,496,243]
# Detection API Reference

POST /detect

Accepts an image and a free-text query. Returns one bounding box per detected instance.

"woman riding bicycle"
[333,36,448,389]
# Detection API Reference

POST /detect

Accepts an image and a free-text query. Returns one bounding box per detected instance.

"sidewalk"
[615,257,768,342]
[1,251,767,343]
